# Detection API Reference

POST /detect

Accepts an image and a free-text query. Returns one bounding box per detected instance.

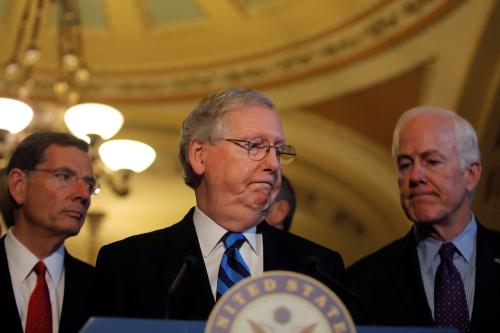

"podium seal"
[205,271,356,333]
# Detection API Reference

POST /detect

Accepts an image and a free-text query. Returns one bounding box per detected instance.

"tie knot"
[438,242,457,260]
[222,232,246,250]
[33,261,47,276]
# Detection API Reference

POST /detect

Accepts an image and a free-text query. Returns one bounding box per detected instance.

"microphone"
[163,255,199,319]
[304,255,372,324]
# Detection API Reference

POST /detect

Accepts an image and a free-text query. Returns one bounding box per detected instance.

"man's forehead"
[401,113,454,133]
[41,145,92,168]
[397,148,443,159]
[43,144,86,158]
[397,129,459,162]
[224,107,284,137]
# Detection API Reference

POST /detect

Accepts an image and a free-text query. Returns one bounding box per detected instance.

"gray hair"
[391,106,480,168]
[179,87,275,188]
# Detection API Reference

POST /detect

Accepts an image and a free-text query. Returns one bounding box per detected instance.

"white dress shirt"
[193,206,264,300]
[5,228,66,333]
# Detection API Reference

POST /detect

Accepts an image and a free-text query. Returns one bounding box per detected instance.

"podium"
[82,271,461,333]
[81,317,459,333]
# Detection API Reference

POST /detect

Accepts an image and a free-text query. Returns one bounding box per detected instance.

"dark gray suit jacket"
[91,208,352,321]
[0,236,94,333]
[345,223,500,332]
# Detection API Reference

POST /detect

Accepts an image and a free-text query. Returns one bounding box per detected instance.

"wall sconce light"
[0,98,156,196]
[0,0,156,196]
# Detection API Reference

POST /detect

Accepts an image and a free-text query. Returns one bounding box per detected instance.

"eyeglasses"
[26,167,100,195]
[224,137,296,165]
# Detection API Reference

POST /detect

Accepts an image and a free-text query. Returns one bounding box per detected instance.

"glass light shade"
[64,103,124,139]
[0,98,33,133]
[98,139,156,172]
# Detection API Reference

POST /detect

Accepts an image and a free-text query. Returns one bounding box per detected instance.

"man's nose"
[73,178,92,202]
[409,162,426,186]
[263,147,281,172]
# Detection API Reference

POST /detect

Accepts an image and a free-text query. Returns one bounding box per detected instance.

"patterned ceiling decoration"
[0,0,463,102]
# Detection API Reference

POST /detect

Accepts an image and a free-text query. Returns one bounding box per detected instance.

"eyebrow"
[397,149,444,160]
[55,166,96,180]
[420,150,445,159]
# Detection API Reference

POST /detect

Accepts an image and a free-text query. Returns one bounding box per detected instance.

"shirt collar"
[5,227,65,288]
[416,215,477,271]
[193,206,258,258]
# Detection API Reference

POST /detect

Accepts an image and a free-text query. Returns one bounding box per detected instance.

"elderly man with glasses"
[1,132,96,333]
[91,87,360,322]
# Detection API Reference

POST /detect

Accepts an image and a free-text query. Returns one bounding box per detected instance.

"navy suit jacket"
[91,208,356,321]
[0,237,94,333]
[345,223,500,332]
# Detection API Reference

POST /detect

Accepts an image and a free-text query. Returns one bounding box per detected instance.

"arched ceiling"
[0,0,498,265]
[1,0,465,101]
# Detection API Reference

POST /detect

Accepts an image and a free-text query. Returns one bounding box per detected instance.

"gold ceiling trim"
[94,0,395,75]
[1,0,463,103]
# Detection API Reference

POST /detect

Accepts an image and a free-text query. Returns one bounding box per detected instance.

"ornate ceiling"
[0,0,466,102]
[0,0,499,264]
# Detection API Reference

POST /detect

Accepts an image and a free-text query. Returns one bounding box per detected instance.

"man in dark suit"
[346,106,500,332]
[0,132,96,333]
[92,87,361,322]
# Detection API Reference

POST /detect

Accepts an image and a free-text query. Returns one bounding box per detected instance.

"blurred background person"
[266,175,296,231]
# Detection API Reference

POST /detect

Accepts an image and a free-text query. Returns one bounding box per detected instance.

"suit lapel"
[0,237,24,333]
[154,210,214,319]
[389,231,434,325]
[471,224,500,330]
[260,222,294,271]
[60,253,75,332]
[59,252,87,333]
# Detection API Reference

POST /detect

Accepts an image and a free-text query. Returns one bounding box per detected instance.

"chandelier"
[0,0,156,197]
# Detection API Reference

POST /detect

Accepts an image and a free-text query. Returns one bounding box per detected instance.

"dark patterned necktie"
[216,232,251,300]
[26,261,52,333]
[434,242,470,333]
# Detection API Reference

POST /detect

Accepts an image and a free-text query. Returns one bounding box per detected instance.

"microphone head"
[183,255,199,268]
[304,255,321,272]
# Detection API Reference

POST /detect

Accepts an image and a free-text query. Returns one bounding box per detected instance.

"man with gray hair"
[346,106,500,332]
[92,87,353,321]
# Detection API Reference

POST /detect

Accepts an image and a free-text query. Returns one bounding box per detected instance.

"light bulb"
[64,103,124,139]
[99,139,156,172]
[0,98,34,133]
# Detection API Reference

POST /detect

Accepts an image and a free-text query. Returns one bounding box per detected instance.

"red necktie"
[26,261,52,333]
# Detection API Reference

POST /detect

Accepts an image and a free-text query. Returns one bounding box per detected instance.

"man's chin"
[406,209,442,224]
[250,193,272,208]
[404,202,440,222]
[59,219,85,237]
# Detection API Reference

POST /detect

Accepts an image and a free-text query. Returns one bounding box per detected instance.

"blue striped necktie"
[216,232,251,300]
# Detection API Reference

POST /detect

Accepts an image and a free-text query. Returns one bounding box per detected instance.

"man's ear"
[189,138,207,176]
[7,169,27,206]
[466,162,481,193]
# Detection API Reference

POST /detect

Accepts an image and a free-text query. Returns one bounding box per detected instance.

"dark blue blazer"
[345,223,500,332]
[91,208,351,321]
[0,236,94,333]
